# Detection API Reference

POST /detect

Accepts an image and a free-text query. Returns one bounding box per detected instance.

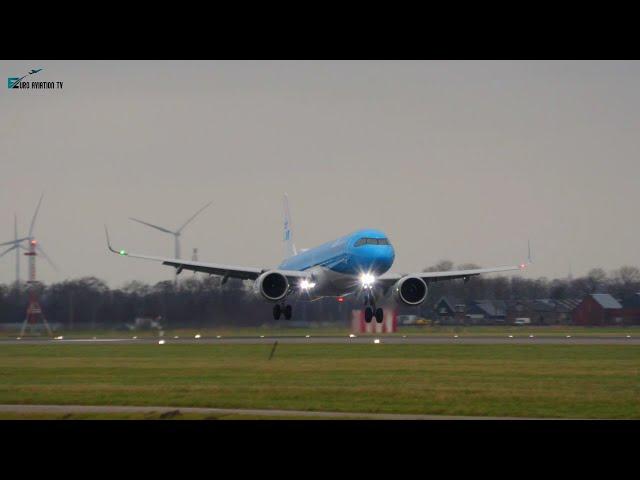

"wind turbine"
[0,194,58,284]
[129,201,212,282]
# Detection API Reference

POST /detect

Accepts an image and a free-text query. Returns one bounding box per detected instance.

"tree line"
[0,264,638,328]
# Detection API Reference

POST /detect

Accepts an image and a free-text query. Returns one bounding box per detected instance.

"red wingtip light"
[520,263,526,269]
[337,296,345,303]
[31,240,37,246]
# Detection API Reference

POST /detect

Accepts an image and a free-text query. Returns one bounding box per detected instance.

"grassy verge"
[0,343,638,418]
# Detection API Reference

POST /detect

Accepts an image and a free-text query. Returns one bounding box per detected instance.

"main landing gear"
[363,292,384,324]
[273,303,292,320]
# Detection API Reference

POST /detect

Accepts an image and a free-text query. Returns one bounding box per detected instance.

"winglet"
[519,240,533,270]
[104,226,127,256]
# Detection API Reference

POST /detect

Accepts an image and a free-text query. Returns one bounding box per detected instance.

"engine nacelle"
[392,276,428,306]
[254,271,289,302]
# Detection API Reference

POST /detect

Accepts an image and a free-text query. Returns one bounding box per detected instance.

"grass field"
[6,325,640,339]
[0,343,638,419]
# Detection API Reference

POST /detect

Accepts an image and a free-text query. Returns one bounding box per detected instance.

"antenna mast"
[20,239,52,336]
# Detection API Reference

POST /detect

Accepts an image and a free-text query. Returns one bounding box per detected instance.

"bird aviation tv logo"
[7,68,63,90]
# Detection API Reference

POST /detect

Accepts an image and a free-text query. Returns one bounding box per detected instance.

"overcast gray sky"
[1,60,639,286]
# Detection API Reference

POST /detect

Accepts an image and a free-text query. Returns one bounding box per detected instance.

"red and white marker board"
[351,309,397,333]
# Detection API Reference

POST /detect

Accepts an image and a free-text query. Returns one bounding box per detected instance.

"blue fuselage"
[278,228,395,277]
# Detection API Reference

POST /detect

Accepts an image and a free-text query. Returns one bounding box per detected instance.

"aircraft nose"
[351,245,394,274]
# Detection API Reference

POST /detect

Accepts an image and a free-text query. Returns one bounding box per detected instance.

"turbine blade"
[177,201,213,233]
[29,193,44,237]
[37,245,58,272]
[0,237,29,247]
[129,217,175,235]
[0,244,18,258]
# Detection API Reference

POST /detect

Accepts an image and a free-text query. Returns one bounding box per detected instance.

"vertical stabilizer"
[283,194,297,258]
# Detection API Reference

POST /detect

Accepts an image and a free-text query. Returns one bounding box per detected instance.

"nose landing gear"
[363,293,384,324]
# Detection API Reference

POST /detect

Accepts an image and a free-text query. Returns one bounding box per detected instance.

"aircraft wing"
[105,228,307,281]
[378,263,527,284]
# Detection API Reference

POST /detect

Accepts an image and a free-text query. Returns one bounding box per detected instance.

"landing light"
[299,279,316,290]
[360,273,375,288]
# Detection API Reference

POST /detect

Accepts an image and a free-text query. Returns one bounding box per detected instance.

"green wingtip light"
[119,250,127,256]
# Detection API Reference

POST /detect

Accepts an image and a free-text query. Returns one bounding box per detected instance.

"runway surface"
[1,335,638,345]
[0,403,556,420]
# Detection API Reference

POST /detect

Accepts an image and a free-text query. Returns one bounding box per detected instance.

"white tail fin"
[283,194,297,258]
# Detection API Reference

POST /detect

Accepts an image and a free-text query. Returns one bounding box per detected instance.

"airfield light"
[373,338,381,344]
[158,340,166,345]
[194,334,201,339]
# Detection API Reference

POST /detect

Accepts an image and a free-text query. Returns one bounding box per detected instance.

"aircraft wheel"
[273,304,282,320]
[283,304,292,320]
[375,308,384,323]
[364,307,373,323]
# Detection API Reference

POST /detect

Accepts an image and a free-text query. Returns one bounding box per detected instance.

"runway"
[1,335,638,345]
[0,403,557,420]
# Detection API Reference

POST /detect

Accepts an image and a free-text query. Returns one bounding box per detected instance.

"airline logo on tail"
[283,194,296,257]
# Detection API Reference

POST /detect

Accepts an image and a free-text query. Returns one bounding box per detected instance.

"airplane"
[29,69,43,75]
[106,195,530,323]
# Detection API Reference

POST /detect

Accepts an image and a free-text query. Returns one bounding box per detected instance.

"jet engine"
[392,276,428,305]
[254,271,289,301]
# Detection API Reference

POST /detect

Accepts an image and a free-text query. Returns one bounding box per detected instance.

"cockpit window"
[355,237,390,247]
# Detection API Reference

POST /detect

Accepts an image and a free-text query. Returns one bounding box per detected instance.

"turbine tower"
[129,201,212,283]
[0,194,57,285]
